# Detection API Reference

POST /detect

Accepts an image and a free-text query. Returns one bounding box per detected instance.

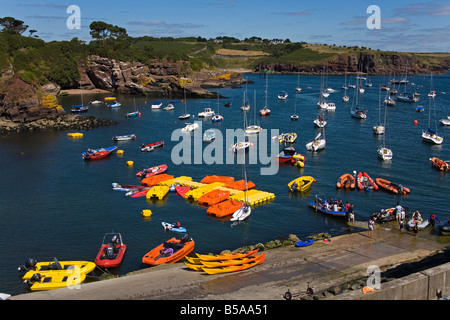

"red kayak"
[136,164,168,178]
[94,233,127,268]
[128,187,152,198]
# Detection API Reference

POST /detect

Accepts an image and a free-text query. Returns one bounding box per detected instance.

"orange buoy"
[414,120,419,125]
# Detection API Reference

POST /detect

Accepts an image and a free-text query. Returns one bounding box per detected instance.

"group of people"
[319,199,355,220]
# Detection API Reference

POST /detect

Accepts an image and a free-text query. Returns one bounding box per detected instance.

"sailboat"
[260,76,271,116]
[377,93,393,160]
[373,87,385,134]
[317,69,329,109]
[126,98,141,117]
[211,93,223,122]
[428,73,436,98]
[295,72,302,92]
[71,83,89,113]
[241,80,250,111]
[313,114,326,128]
[179,88,191,120]
[342,72,349,102]
[396,64,419,103]
[351,73,367,119]
[230,165,251,221]
[306,129,326,152]
[422,79,443,145]
[291,82,299,120]
[245,91,261,134]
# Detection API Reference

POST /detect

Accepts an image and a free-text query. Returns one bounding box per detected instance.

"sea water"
[1,73,449,295]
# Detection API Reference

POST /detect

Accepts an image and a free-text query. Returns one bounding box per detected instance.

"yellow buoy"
[117,150,124,155]
[126,160,134,166]
[141,209,152,217]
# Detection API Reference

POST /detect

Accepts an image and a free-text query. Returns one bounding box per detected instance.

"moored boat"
[375,178,410,195]
[71,105,89,113]
[142,236,194,266]
[288,176,315,192]
[141,140,164,152]
[276,146,298,162]
[356,172,378,190]
[82,146,117,160]
[430,157,450,171]
[94,232,126,268]
[136,164,168,178]
[336,173,355,189]
[112,134,136,141]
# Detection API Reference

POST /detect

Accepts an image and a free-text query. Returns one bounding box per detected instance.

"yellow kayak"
[201,253,266,268]
[201,254,266,275]
[288,176,315,192]
[195,249,259,262]
[184,262,204,271]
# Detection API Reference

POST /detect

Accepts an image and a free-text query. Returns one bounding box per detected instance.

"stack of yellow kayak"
[184,249,266,275]
[146,185,170,200]
[19,259,96,291]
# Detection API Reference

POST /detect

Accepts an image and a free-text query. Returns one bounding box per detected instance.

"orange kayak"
[200,253,266,268]
[195,249,259,262]
[198,189,230,206]
[336,173,355,189]
[375,178,410,195]
[206,199,243,218]
[141,174,174,187]
[142,237,194,266]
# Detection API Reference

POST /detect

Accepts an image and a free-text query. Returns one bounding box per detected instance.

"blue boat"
[109,101,121,108]
[416,105,424,112]
[162,222,186,233]
[308,195,348,218]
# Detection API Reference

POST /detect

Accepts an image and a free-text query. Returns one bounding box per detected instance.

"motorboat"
[288,176,315,192]
[112,134,136,141]
[198,107,215,118]
[377,147,393,161]
[351,107,367,119]
[181,122,199,133]
[163,103,174,111]
[151,101,163,109]
[94,232,127,268]
[203,129,216,142]
[142,236,195,266]
[141,140,164,152]
[231,141,250,153]
[278,91,288,100]
[82,146,117,160]
[108,101,121,108]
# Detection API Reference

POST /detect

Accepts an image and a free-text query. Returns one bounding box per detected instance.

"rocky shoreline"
[0,114,117,134]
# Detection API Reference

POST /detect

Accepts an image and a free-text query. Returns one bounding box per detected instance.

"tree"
[28,29,37,37]
[0,17,28,34]
[89,21,128,41]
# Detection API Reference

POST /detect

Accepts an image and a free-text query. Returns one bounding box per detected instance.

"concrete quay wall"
[329,262,450,300]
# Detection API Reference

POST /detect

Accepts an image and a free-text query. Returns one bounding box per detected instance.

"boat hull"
[142,237,194,266]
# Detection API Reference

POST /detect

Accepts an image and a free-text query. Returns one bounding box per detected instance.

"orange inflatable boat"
[142,237,194,266]
[198,189,231,206]
[375,178,410,195]
[141,174,174,186]
[207,199,243,218]
[336,173,355,189]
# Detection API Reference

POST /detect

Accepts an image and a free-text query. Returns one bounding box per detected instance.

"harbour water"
[1,72,449,296]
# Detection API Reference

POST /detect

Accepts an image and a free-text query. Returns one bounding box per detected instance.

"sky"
[1,0,450,52]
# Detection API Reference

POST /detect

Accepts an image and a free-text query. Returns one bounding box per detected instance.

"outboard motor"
[18,258,37,272]
[28,273,42,283]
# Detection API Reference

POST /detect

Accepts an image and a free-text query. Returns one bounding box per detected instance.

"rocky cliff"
[80,55,247,98]
[255,52,450,75]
